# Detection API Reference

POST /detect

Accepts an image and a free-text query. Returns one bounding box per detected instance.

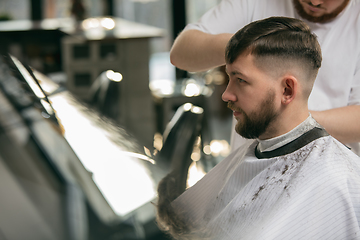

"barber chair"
[157,103,204,181]
[86,70,123,119]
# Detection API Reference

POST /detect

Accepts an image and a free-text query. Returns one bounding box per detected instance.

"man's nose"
[222,84,237,103]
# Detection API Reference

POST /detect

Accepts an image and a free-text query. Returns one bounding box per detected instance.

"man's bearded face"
[228,90,279,139]
[293,0,350,23]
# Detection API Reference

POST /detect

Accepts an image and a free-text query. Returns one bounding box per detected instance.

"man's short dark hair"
[225,17,322,73]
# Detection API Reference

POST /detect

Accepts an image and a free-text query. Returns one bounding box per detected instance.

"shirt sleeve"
[184,0,253,34]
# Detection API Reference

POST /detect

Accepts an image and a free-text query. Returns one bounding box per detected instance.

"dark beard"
[228,91,278,139]
[293,0,349,23]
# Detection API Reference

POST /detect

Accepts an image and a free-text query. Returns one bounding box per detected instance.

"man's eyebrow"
[226,68,245,77]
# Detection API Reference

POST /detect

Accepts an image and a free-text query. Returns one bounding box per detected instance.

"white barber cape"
[172,117,360,240]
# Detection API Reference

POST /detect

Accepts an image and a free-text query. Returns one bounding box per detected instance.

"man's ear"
[282,76,297,105]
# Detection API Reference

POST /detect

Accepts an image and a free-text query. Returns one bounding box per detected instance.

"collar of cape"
[255,127,329,159]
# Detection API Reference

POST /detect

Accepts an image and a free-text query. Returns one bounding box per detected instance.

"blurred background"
[0,1,233,239]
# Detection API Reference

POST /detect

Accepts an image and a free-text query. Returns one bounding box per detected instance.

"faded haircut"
[225,17,322,88]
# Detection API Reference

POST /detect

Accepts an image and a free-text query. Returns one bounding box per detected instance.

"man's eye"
[238,78,246,83]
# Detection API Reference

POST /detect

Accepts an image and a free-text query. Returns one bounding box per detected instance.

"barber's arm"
[170,29,233,72]
[310,105,360,143]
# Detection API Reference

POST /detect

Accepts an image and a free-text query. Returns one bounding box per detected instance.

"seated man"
[156,17,360,240]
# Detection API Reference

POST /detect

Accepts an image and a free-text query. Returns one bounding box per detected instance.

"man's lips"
[228,102,243,118]
[304,2,324,12]
[233,110,242,118]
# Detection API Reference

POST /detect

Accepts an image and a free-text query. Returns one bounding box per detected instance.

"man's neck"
[259,109,309,140]
[257,114,322,152]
